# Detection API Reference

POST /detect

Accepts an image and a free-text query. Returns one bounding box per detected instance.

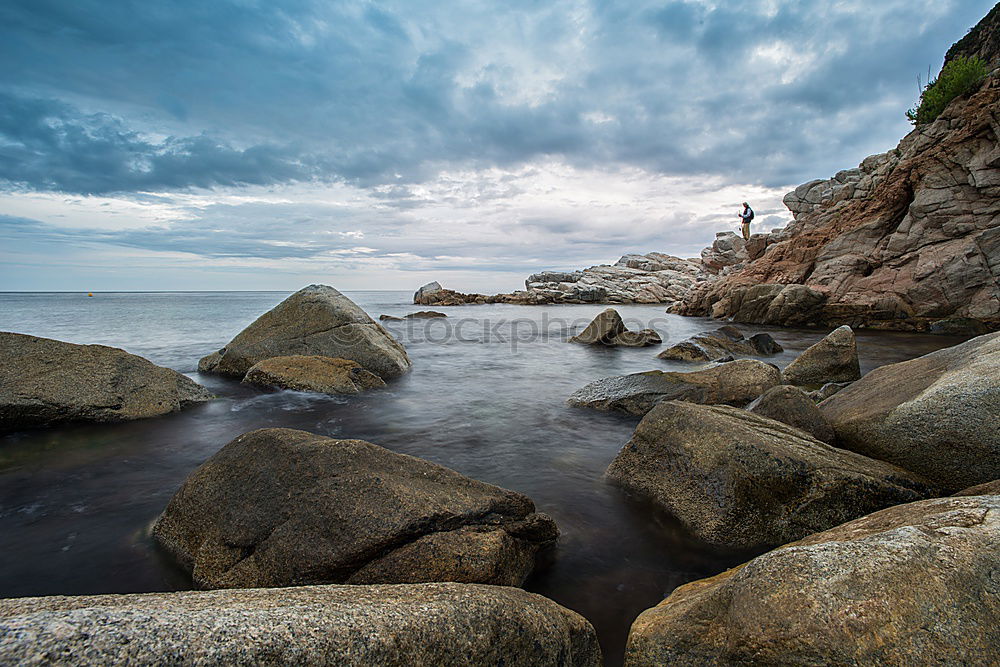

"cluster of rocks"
[657,324,781,362]
[413,252,706,307]
[1,284,413,431]
[569,320,1000,664]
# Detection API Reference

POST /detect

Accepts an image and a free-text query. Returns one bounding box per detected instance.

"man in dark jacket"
[738,202,754,241]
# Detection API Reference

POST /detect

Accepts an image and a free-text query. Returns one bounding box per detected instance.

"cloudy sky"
[0,0,993,292]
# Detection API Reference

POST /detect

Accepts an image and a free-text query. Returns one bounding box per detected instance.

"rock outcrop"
[242,356,385,395]
[606,401,934,549]
[657,325,781,362]
[199,285,411,380]
[781,325,861,386]
[567,359,781,416]
[700,232,748,275]
[677,49,1000,330]
[415,253,704,306]
[624,495,1000,666]
[0,583,601,667]
[0,332,212,431]
[569,309,662,347]
[152,428,557,589]
[820,331,1000,491]
[748,384,836,443]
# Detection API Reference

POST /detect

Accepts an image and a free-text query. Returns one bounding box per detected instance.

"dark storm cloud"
[0,0,994,194]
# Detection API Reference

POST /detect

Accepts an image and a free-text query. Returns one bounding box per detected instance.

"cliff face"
[677,22,1000,330]
[946,3,1000,68]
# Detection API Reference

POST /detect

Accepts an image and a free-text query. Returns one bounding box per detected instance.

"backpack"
[746,207,755,221]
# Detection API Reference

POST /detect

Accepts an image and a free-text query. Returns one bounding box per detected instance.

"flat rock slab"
[0,583,601,667]
[568,359,781,416]
[821,331,1000,491]
[607,401,935,549]
[0,332,212,431]
[199,284,411,380]
[625,496,1000,666]
[242,355,385,395]
[152,428,558,589]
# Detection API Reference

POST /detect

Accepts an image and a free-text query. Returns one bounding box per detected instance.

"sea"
[0,290,968,664]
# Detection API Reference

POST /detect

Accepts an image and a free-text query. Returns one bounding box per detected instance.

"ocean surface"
[0,291,968,663]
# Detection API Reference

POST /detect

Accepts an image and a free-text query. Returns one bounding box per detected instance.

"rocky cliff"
[675,17,1000,331]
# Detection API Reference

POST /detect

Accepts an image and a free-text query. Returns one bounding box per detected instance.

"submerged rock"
[405,310,447,318]
[0,583,601,667]
[242,355,385,395]
[0,332,212,431]
[610,329,662,347]
[821,331,1000,491]
[748,384,836,443]
[657,326,781,361]
[568,359,781,416]
[625,495,1000,666]
[781,325,861,386]
[152,428,557,589]
[198,285,411,380]
[606,401,934,549]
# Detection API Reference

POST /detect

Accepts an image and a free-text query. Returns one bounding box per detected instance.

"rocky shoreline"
[2,7,1000,666]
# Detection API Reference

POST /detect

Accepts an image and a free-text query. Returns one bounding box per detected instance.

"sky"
[0,0,994,292]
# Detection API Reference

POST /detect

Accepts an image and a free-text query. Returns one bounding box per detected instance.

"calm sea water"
[0,291,967,664]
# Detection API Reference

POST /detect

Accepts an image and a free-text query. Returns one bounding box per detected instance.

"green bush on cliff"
[906,56,988,125]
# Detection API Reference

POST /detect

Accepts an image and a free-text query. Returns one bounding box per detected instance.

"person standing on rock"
[738,202,754,241]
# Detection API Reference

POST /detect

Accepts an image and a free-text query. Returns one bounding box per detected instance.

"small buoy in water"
[87,292,93,297]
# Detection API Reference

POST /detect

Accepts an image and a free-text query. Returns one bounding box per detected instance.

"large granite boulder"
[611,329,662,347]
[568,359,781,416]
[953,479,1000,496]
[821,331,1000,491]
[748,384,836,443]
[657,325,781,362]
[152,428,557,589]
[569,308,627,344]
[781,325,861,386]
[0,332,212,431]
[700,231,748,275]
[242,356,385,395]
[0,583,601,667]
[624,495,1000,666]
[606,401,934,549]
[198,285,411,380]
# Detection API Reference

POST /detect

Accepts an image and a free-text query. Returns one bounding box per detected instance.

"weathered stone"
[378,314,403,321]
[241,356,385,395]
[567,359,781,416]
[821,331,1000,491]
[0,332,212,431]
[0,583,601,667]
[781,325,861,386]
[607,401,934,549]
[569,308,626,345]
[748,384,836,443]
[152,428,557,589]
[198,285,411,380]
[405,311,447,319]
[413,281,443,303]
[610,329,662,347]
[807,381,852,402]
[657,326,781,362]
[952,479,1000,496]
[929,316,990,335]
[700,232,748,275]
[625,496,1000,666]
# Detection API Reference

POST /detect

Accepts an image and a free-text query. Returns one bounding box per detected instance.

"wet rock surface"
[0,332,212,431]
[606,401,934,550]
[241,355,386,395]
[625,495,1000,666]
[198,285,411,380]
[567,359,781,416]
[152,428,558,589]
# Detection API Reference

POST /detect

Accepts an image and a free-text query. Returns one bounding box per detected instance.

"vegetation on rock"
[906,56,988,125]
